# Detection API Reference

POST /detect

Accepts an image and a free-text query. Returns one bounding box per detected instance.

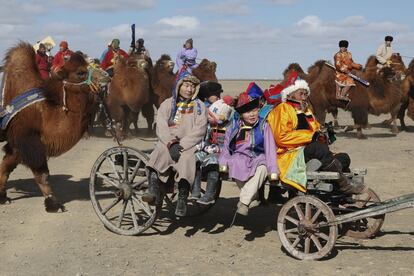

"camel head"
[156,54,175,73]
[55,53,110,93]
[389,53,406,81]
[192,59,218,82]
[127,55,149,70]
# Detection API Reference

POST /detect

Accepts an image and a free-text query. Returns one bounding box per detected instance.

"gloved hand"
[169,143,183,162]
[312,131,328,144]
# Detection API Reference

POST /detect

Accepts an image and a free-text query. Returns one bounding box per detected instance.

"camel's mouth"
[167,61,175,72]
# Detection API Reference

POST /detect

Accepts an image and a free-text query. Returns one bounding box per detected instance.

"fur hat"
[175,72,200,100]
[235,92,260,114]
[385,35,393,42]
[198,81,223,101]
[281,71,310,102]
[208,99,234,124]
[339,40,349,48]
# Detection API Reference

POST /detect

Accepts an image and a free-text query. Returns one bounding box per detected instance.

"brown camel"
[105,53,151,140]
[309,55,403,139]
[0,42,109,211]
[395,57,414,130]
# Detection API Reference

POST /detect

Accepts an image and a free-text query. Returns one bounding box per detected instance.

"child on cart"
[190,96,234,205]
[219,87,279,216]
[143,72,207,217]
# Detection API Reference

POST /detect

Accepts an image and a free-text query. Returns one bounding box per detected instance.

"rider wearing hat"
[334,40,362,101]
[376,35,394,69]
[100,39,129,77]
[52,41,73,73]
[176,38,198,73]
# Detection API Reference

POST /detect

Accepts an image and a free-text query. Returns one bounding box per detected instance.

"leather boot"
[142,171,161,206]
[197,170,219,205]
[175,179,189,216]
[323,159,366,195]
[189,168,202,200]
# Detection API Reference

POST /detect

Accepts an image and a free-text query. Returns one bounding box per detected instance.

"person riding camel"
[176,38,198,73]
[143,72,207,217]
[219,90,279,216]
[100,39,129,77]
[129,38,151,58]
[334,40,362,101]
[376,35,394,70]
[267,72,366,195]
[51,41,73,73]
[35,43,51,80]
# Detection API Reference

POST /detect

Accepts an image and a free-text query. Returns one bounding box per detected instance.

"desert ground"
[0,80,413,276]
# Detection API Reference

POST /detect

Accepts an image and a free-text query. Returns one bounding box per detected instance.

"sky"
[1,0,414,79]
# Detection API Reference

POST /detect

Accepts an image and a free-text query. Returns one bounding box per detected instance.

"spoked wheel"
[164,180,222,217]
[89,146,158,236]
[341,188,385,238]
[277,196,338,260]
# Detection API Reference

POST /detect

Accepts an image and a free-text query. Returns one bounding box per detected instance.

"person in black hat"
[198,81,223,108]
[129,38,151,58]
[333,40,362,101]
[376,35,394,69]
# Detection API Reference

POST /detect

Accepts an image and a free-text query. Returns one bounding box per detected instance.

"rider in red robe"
[100,39,129,76]
[52,41,73,72]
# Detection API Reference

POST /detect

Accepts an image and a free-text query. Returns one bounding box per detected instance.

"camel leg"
[398,99,409,131]
[356,126,367,139]
[330,108,339,128]
[0,146,19,204]
[31,164,65,213]
[142,101,155,132]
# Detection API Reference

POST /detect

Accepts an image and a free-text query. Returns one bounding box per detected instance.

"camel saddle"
[0,87,45,130]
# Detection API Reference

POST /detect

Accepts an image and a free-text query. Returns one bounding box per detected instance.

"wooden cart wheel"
[89,146,158,236]
[341,188,385,238]
[164,180,222,217]
[277,196,338,260]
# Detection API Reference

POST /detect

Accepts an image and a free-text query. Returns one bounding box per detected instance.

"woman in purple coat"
[176,38,198,73]
[219,91,279,216]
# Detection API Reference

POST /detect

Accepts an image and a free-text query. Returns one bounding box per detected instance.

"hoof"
[357,133,367,139]
[0,192,12,205]
[391,127,399,134]
[343,125,354,132]
[44,197,66,213]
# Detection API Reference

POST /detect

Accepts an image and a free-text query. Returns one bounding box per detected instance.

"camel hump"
[2,41,43,104]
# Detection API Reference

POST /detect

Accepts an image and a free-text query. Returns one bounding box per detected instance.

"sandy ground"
[0,80,414,276]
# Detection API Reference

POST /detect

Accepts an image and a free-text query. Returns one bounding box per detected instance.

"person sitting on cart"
[219,89,279,216]
[143,72,207,217]
[267,72,366,195]
[190,96,234,205]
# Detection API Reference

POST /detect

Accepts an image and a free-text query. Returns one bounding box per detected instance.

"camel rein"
[61,67,98,111]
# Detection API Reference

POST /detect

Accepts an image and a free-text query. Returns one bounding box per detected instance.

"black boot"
[323,159,366,195]
[189,168,202,200]
[175,179,189,216]
[197,170,219,205]
[142,171,161,206]
[267,185,286,204]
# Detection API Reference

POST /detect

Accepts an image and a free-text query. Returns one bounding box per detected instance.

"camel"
[105,53,151,140]
[394,57,414,130]
[0,42,109,211]
[309,55,403,139]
